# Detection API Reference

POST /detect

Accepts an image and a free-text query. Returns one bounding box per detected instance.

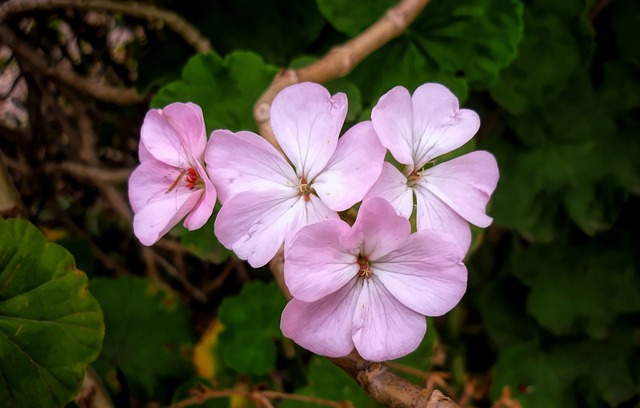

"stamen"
[165,167,201,193]
[297,177,311,202]
[407,170,423,187]
[357,255,372,279]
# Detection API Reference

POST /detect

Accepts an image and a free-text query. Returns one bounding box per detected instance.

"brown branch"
[44,161,132,183]
[254,0,430,149]
[0,0,211,53]
[0,25,144,105]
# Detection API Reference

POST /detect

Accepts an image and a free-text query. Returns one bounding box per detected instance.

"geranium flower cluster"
[128,82,499,362]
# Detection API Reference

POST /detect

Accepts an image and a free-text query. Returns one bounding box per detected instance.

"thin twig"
[0,25,144,105]
[254,0,430,149]
[44,162,132,183]
[170,385,350,408]
[0,0,211,53]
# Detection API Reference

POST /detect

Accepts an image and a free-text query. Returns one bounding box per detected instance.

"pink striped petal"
[313,121,386,211]
[271,83,348,181]
[371,86,415,170]
[365,162,414,219]
[183,159,216,230]
[214,189,337,268]
[281,280,359,358]
[352,278,426,362]
[422,151,499,228]
[339,197,410,261]
[414,184,472,251]
[410,83,480,168]
[374,229,467,316]
[285,220,358,302]
[206,129,297,204]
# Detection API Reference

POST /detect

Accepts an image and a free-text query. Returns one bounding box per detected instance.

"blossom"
[129,102,216,246]
[365,83,499,250]
[280,197,467,362]
[206,82,386,268]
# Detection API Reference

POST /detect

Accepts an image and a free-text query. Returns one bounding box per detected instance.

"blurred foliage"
[1,0,639,406]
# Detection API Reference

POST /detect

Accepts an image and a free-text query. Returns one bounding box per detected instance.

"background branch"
[254,0,430,149]
[0,0,211,53]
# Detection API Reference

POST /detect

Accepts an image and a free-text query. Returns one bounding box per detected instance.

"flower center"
[357,255,372,279]
[406,170,423,187]
[166,167,202,193]
[297,176,311,202]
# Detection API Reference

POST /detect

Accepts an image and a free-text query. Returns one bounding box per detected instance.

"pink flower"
[129,102,216,246]
[206,82,386,268]
[280,197,467,361]
[366,83,499,250]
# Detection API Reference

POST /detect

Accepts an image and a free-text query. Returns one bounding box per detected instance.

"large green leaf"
[0,218,104,408]
[152,51,279,133]
[509,233,640,338]
[490,7,593,114]
[348,0,523,103]
[316,0,394,37]
[90,276,196,400]
[217,281,286,375]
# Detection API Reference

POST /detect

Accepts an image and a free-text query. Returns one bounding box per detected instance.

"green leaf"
[491,342,576,407]
[510,233,640,338]
[90,276,196,400]
[0,218,104,408]
[281,356,378,408]
[611,0,640,67]
[316,0,394,37]
[152,51,279,133]
[217,281,287,375]
[490,8,593,114]
[349,0,523,104]
[170,0,326,66]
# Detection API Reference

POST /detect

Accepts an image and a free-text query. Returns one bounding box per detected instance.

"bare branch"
[0,0,211,53]
[0,25,144,105]
[254,0,430,149]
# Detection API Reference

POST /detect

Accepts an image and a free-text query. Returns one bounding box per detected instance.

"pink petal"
[205,129,297,204]
[371,86,415,170]
[410,83,480,168]
[183,160,217,230]
[281,280,359,358]
[141,103,206,167]
[285,220,358,302]
[339,197,410,261]
[129,160,203,245]
[374,229,467,316]
[214,189,337,268]
[352,278,426,362]
[162,102,207,158]
[422,151,498,228]
[414,184,472,251]
[138,139,153,163]
[365,162,414,219]
[271,82,348,181]
[313,121,386,211]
